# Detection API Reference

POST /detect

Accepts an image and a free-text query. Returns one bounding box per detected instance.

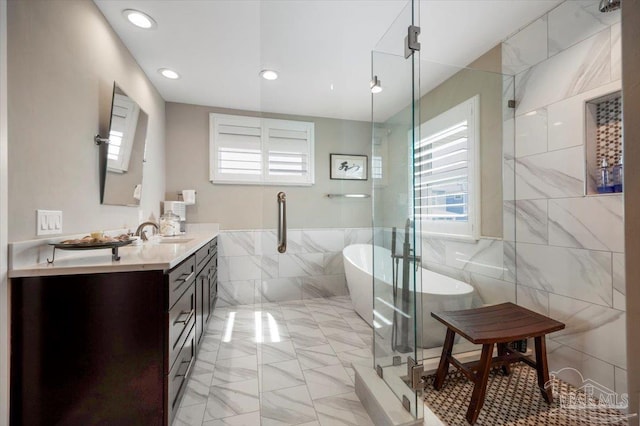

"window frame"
[209,113,315,186]
[107,93,139,174]
[410,95,480,240]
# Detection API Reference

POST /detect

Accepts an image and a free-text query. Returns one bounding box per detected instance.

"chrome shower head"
[599,0,621,12]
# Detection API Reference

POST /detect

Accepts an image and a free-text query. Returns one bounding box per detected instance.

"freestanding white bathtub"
[342,244,474,348]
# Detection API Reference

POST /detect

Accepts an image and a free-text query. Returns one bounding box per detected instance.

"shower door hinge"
[508,100,516,109]
[407,356,425,390]
[376,364,384,379]
[404,25,421,59]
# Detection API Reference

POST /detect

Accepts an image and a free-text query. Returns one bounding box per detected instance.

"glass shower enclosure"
[371,0,516,420]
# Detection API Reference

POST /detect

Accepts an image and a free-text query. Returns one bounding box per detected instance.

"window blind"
[413,95,479,239]
[210,114,314,185]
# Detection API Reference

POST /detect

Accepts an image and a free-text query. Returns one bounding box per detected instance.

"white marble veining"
[548,195,624,252]
[547,339,616,392]
[515,29,611,115]
[503,201,515,242]
[503,117,515,163]
[219,255,262,282]
[611,22,621,81]
[516,242,612,307]
[515,146,585,200]
[503,2,626,393]
[313,392,374,426]
[469,273,516,305]
[503,241,516,284]
[259,278,302,303]
[612,252,625,295]
[420,237,446,265]
[345,228,373,246]
[445,238,504,279]
[261,385,317,424]
[301,230,345,253]
[547,0,619,56]
[547,80,621,152]
[302,275,349,299]
[549,294,626,368]
[503,159,515,202]
[218,231,254,257]
[515,108,548,158]
[516,285,549,316]
[204,379,260,421]
[279,253,325,278]
[217,280,257,307]
[515,199,548,244]
[180,296,373,426]
[502,16,548,75]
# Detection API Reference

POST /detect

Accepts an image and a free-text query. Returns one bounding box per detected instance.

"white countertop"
[9,229,219,278]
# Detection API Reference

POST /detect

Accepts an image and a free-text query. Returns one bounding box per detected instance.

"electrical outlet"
[37,210,62,236]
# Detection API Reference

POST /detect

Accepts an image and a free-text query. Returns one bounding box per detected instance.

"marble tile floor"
[174,296,376,426]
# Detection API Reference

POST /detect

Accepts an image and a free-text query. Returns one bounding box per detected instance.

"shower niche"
[585,91,623,195]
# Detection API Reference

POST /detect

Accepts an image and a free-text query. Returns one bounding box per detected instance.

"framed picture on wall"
[330,154,368,180]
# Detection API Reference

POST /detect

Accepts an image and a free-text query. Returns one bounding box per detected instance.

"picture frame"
[330,154,368,180]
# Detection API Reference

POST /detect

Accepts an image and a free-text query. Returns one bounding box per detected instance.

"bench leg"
[497,343,511,376]
[466,343,494,424]
[433,328,455,390]
[534,336,553,403]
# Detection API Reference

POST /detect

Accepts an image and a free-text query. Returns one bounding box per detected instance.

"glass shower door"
[371,0,423,418]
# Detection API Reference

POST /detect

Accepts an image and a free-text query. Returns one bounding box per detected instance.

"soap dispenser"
[597,158,613,194]
[612,157,623,193]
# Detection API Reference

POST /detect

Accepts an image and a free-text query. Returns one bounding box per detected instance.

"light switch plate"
[37,209,62,235]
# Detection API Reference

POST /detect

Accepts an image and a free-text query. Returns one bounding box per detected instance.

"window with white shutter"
[210,114,314,186]
[107,94,139,173]
[412,95,479,239]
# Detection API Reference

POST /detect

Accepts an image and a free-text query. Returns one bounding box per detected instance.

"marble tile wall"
[373,227,517,308]
[217,228,372,306]
[502,0,626,395]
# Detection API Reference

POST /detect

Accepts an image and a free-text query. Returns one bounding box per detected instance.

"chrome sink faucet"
[135,221,159,241]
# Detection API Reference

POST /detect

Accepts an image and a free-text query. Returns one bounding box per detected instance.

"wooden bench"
[431,302,565,424]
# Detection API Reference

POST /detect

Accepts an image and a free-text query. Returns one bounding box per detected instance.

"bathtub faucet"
[390,219,421,265]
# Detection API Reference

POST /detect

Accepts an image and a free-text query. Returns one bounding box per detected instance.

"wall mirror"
[101,83,148,206]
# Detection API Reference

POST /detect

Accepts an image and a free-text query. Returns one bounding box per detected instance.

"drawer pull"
[176,358,193,378]
[173,271,195,292]
[174,309,194,325]
[179,271,195,282]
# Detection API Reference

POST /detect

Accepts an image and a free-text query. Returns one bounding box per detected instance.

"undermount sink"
[158,237,194,244]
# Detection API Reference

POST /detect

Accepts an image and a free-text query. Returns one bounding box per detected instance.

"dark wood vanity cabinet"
[194,237,217,349]
[10,236,218,426]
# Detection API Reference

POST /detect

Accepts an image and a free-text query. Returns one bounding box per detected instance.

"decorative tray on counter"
[47,237,134,264]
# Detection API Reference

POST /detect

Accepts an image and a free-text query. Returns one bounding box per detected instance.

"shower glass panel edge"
[372,2,517,418]
[371,0,423,419]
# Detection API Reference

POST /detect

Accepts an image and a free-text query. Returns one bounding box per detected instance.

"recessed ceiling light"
[122,9,157,29]
[158,68,180,80]
[259,69,278,81]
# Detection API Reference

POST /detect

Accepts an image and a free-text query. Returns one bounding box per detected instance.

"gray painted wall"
[165,102,372,230]
[376,46,505,238]
[7,0,166,241]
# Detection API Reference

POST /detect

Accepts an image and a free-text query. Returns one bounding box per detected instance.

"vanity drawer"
[210,237,218,256]
[168,326,195,425]
[168,282,195,371]
[168,256,196,309]
[195,243,213,274]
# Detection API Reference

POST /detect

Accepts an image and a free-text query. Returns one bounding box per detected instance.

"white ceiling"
[94,0,561,122]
